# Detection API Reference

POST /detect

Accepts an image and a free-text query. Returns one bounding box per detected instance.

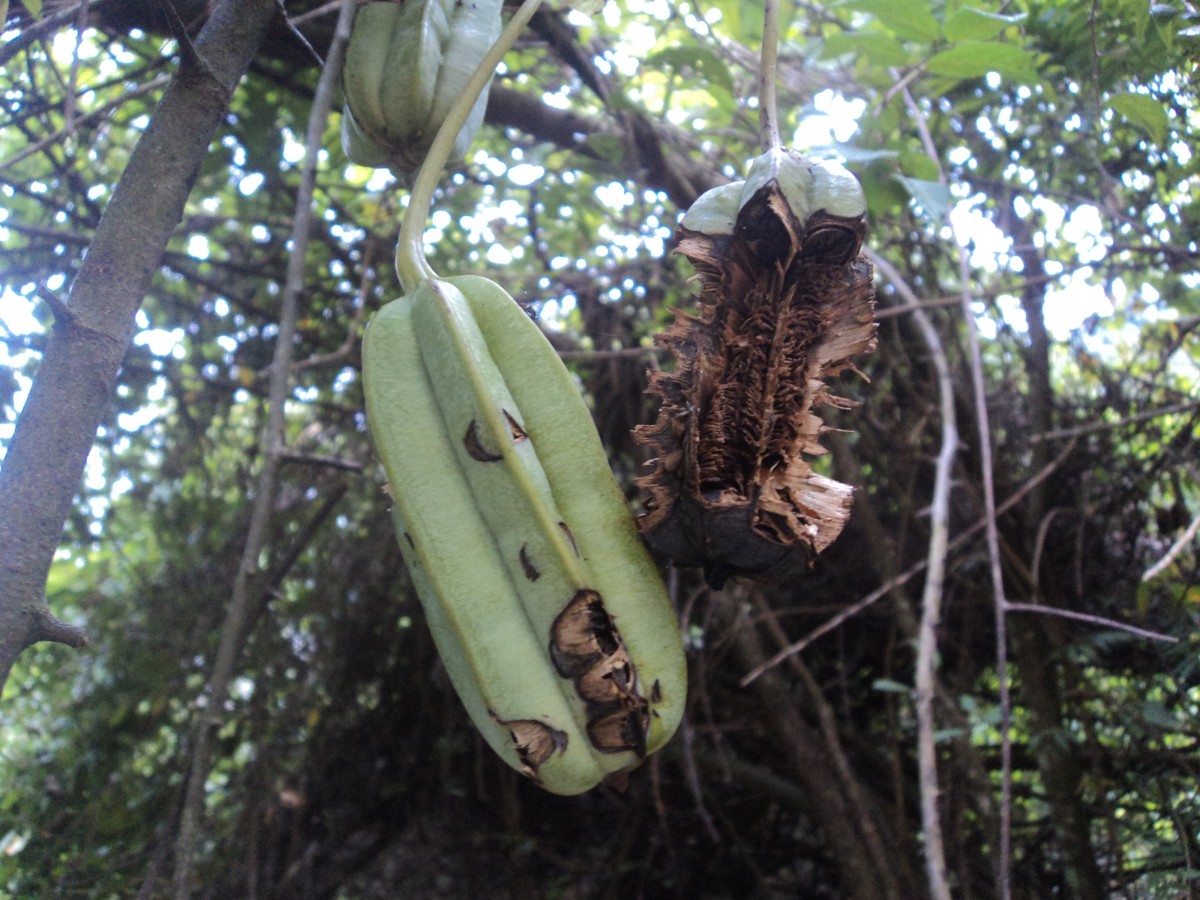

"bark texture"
[0,0,281,693]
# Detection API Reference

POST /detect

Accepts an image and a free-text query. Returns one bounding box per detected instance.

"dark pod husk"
[635,149,877,588]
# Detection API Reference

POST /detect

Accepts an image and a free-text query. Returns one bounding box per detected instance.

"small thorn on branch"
[31,609,89,649]
[36,284,74,327]
[161,0,233,94]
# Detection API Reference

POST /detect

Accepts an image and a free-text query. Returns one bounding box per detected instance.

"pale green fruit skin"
[340,0,502,176]
[341,101,397,169]
[741,146,813,217]
[426,0,500,160]
[363,292,612,795]
[341,3,404,146]
[362,278,688,794]
[808,159,867,218]
[450,275,688,754]
[680,180,744,235]
[375,0,446,142]
[679,151,867,239]
[737,148,868,222]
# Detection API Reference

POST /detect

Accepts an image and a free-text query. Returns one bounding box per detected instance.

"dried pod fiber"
[635,149,877,588]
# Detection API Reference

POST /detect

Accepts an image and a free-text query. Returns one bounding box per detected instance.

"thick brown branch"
[485,86,719,210]
[0,0,281,696]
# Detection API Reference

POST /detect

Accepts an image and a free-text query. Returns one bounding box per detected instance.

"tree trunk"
[0,0,281,693]
[726,598,922,899]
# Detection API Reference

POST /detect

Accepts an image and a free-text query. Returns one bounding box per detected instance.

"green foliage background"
[1,0,1197,896]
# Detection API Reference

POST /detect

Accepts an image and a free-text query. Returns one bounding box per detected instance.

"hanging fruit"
[635,147,878,589]
[358,0,687,795]
[340,0,502,178]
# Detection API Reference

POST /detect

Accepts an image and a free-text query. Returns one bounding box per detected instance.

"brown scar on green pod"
[463,411,528,462]
[635,148,878,589]
[549,590,651,756]
[518,544,541,581]
[490,713,568,780]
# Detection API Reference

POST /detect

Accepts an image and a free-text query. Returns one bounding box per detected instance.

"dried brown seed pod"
[635,149,877,588]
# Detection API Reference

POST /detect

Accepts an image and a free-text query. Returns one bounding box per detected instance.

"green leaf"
[820,32,912,67]
[863,169,911,216]
[872,678,912,694]
[934,727,966,743]
[847,0,941,44]
[710,0,761,42]
[899,149,940,182]
[645,45,735,97]
[827,142,899,165]
[894,175,952,220]
[926,40,1039,81]
[24,0,43,14]
[943,7,1026,42]
[1141,699,1179,730]
[1108,91,1170,144]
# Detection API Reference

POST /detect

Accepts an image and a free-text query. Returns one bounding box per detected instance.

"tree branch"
[1142,509,1200,583]
[170,0,355,893]
[485,85,719,210]
[0,0,282,697]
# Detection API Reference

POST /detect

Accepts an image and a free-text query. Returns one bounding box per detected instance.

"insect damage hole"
[558,521,581,557]
[518,545,540,581]
[503,410,528,443]
[549,590,652,758]
[490,713,568,779]
[587,705,650,756]
[549,590,622,679]
[575,653,637,705]
[463,420,503,462]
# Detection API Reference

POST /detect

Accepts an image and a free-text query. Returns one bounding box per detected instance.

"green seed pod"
[362,276,687,794]
[341,0,502,178]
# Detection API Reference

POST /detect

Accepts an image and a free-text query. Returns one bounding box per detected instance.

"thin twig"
[874,295,965,318]
[1141,509,1200,583]
[739,414,1080,688]
[0,74,173,174]
[1005,604,1179,643]
[751,593,899,894]
[861,240,957,899]
[0,0,107,70]
[904,73,1015,892]
[35,283,74,326]
[556,346,663,360]
[680,717,722,843]
[1032,400,1200,443]
[1031,507,1071,599]
[960,228,1015,900]
[395,0,546,289]
[910,302,957,900]
[169,0,357,894]
[64,2,88,135]
[288,0,345,26]
[276,449,364,472]
[291,239,378,372]
[905,93,1014,896]
[882,65,924,108]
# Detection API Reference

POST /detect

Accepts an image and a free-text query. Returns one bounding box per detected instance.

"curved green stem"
[396,0,547,292]
[758,0,782,152]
